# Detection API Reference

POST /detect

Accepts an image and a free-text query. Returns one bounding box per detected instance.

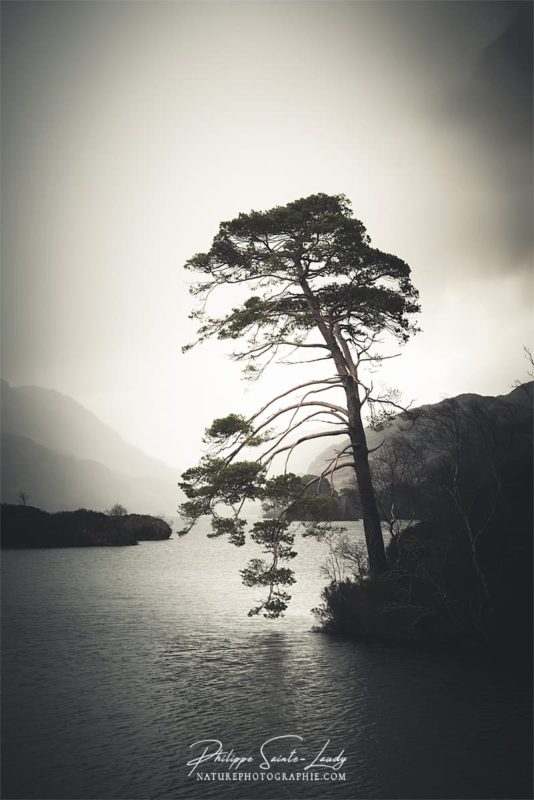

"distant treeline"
[1,504,172,548]
[262,474,361,521]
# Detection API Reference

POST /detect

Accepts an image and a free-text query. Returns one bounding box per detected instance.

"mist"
[1,0,531,470]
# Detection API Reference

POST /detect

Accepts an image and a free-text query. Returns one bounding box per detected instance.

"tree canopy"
[179,193,420,617]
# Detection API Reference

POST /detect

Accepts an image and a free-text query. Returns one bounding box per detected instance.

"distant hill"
[1,379,174,480]
[0,380,179,514]
[310,383,533,517]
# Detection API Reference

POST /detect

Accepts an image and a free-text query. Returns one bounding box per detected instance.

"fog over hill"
[0,380,179,514]
[1,380,175,480]
[310,383,533,496]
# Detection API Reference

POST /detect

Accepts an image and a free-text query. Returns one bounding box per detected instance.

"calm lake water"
[1,519,532,800]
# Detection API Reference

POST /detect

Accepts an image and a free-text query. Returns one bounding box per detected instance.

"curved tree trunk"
[297,269,388,576]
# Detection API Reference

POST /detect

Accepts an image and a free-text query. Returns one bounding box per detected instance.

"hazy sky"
[2,0,532,471]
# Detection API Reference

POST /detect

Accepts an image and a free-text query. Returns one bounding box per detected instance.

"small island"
[1,504,172,548]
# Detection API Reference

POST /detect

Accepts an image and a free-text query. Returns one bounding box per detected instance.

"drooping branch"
[218,400,350,464]
[283,384,349,432]
[249,378,343,422]
[297,459,356,500]
[260,411,348,463]
[262,428,350,467]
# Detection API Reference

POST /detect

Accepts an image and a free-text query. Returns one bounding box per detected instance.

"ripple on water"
[2,523,532,799]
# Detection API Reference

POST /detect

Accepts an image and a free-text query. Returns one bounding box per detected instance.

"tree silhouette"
[179,193,420,616]
[17,490,30,507]
[107,503,128,517]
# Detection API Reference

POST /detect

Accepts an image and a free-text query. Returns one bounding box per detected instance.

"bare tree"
[304,523,369,584]
[372,433,420,540]
[17,490,30,506]
[417,398,510,637]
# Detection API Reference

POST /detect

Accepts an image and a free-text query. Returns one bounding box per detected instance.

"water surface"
[2,521,531,799]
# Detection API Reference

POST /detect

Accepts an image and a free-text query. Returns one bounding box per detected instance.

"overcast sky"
[2,0,532,471]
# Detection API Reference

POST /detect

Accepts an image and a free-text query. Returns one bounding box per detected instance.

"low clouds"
[450,2,533,273]
[1,1,531,464]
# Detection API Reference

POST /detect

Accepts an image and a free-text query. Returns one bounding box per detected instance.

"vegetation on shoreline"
[314,509,532,650]
[1,504,172,548]
[312,386,533,649]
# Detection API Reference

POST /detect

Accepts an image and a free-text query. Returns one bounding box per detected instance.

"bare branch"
[262,429,350,467]
[249,378,343,422]
[260,410,347,462]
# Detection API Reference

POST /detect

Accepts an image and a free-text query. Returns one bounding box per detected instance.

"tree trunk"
[296,270,387,576]
[343,375,388,576]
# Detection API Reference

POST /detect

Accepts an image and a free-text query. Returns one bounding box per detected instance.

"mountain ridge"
[310,382,533,494]
[0,380,180,514]
[1,379,176,481]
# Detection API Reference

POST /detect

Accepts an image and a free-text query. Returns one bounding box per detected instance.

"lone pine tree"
[179,193,420,617]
